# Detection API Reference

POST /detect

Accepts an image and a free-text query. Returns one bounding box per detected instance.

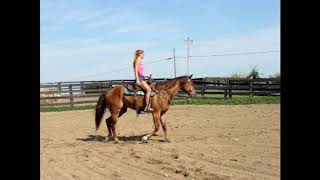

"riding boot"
[144,104,153,112]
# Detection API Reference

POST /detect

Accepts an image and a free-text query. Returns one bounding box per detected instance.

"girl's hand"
[136,80,141,86]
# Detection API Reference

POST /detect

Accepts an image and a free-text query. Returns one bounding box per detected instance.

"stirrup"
[144,106,153,112]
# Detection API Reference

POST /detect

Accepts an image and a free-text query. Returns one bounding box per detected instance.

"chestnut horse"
[95,75,196,144]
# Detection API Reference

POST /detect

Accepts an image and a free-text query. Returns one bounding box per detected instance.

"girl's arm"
[133,59,140,84]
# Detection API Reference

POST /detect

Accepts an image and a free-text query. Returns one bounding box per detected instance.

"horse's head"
[181,74,196,98]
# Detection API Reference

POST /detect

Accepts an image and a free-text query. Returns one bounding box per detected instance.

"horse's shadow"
[76,134,148,142]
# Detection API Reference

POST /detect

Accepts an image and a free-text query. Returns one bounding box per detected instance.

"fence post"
[249,80,253,98]
[58,82,61,93]
[80,81,84,95]
[224,79,228,99]
[229,79,232,98]
[266,80,270,96]
[69,84,74,106]
[201,78,205,98]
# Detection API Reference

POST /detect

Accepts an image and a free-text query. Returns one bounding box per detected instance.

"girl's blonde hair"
[134,49,144,61]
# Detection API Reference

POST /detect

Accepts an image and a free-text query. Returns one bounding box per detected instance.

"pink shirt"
[138,63,144,77]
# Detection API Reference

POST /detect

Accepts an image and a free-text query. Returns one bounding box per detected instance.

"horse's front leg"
[142,111,160,142]
[160,114,172,143]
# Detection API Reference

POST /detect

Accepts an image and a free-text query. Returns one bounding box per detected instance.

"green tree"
[247,66,260,79]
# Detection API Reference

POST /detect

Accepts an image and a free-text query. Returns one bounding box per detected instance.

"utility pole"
[173,48,176,78]
[185,36,193,76]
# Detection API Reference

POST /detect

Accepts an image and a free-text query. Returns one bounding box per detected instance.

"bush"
[229,72,246,79]
[268,72,280,84]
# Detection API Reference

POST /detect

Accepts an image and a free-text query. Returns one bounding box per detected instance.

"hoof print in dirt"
[176,169,190,177]
[171,154,180,159]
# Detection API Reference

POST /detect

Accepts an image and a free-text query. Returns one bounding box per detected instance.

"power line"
[62,49,279,82]
[192,50,280,57]
[66,67,130,81]
[65,57,172,82]
[175,50,280,59]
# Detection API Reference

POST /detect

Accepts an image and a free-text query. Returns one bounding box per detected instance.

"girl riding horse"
[95,75,196,144]
[133,49,153,112]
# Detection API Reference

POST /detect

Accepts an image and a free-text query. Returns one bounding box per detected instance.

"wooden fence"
[40,77,280,107]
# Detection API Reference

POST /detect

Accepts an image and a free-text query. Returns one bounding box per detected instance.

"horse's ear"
[189,74,193,79]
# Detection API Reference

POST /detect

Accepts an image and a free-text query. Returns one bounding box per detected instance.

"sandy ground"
[40,104,280,180]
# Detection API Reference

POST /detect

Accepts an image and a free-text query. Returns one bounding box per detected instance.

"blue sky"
[40,0,280,83]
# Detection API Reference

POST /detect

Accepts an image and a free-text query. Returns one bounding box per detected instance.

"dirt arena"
[40,104,280,180]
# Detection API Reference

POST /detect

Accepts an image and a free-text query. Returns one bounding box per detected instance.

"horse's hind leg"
[110,112,121,144]
[105,107,127,142]
[105,117,113,141]
[118,107,127,118]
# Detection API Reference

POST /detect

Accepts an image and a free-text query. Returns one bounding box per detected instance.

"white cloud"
[40,39,161,82]
[174,26,280,77]
[41,26,280,82]
[188,27,280,55]
[40,1,279,82]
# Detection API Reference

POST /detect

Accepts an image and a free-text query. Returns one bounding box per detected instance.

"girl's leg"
[140,81,153,111]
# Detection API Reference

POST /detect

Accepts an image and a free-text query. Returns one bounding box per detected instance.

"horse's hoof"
[104,136,113,142]
[142,136,148,143]
[165,139,173,143]
[114,140,121,144]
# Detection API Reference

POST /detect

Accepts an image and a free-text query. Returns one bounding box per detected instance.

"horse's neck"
[164,80,180,97]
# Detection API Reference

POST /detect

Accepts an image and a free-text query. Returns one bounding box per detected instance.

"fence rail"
[40,77,280,106]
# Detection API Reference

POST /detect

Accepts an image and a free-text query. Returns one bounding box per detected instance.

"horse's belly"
[123,95,145,109]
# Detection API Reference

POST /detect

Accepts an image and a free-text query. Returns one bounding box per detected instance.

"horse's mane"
[155,76,189,90]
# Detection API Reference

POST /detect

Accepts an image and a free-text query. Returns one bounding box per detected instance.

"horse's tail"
[95,92,107,131]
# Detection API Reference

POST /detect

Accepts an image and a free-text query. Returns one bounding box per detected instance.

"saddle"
[123,75,158,116]
[124,75,158,94]
[125,83,145,93]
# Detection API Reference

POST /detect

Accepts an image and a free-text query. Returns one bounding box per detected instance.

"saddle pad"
[124,87,156,96]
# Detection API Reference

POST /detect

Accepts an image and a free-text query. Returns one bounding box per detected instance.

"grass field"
[40,96,280,112]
